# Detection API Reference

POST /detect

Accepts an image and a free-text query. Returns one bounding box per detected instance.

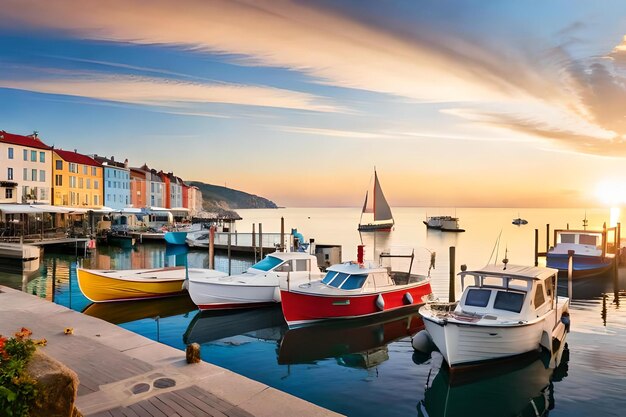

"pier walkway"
[0,286,342,417]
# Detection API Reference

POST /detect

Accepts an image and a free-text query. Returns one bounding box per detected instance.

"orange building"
[130,167,147,208]
[52,149,103,208]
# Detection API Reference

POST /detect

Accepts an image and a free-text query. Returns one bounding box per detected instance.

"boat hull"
[77,267,187,303]
[188,279,280,310]
[164,231,187,245]
[280,281,432,327]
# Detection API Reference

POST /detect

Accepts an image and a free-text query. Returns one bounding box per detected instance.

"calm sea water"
[1,207,625,417]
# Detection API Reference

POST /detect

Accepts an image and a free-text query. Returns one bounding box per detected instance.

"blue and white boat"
[164,231,188,245]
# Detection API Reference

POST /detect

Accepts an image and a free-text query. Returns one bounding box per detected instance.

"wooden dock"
[0,286,342,417]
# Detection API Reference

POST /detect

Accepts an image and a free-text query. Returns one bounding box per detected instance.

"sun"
[595,180,626,206]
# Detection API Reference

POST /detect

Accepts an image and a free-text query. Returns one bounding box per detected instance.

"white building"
[0,130,52,204]
[188,185,203,216]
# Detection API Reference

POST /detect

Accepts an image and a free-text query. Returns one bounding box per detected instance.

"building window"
[55,174,63,186]
[94,180,99,190]
[94,195,99,205]
[92,167,97,176]
[86,179,91,189]
[56,160,63,170]
[30,150,37,162]
[23,168,28,181]
[39,152,45,163]
[69,163,77,173]
[31,169,37,182]
[83,165,88,175]
[70,176,76,188]
[79,178,83,189]
[39,170,45,182]
[8,148,13,159]
[23,150,27,161]
[5,189,13,199]
[7,168,13,180]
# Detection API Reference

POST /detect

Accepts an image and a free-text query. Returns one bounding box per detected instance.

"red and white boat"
[280,248,434,327]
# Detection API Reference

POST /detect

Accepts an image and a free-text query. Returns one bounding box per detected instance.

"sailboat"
[358,170,394,232]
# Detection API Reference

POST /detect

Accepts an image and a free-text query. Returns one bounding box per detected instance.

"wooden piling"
[617,222,621,266]
[546,224,550,253]
[602,222,607,258]
[208,225,215,269]
[449,246,456,303]
[280,217,285,252]
[567,250,574,299]
[252,223,257,263]
[259,223,263,259]
[227,232,232,275]
[534,228,539,267]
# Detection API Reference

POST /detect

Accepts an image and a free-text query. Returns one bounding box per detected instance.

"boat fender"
[375,294,385,311]
[411,330,433,353]
[272,286,281,303]
[560,313,571,332]
[403,292,414,305]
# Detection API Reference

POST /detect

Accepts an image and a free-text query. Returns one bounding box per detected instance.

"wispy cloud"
[273,125,389,139]
[2,1,626,156]
[0,70,342,112]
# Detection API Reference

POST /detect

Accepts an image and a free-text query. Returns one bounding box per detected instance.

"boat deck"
[0,286,342,417]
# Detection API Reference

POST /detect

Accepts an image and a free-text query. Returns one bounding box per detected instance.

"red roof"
[0,130,51,150]
[54,149,101,167]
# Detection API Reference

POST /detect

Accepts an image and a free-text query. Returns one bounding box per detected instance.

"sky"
[1,0,626,208]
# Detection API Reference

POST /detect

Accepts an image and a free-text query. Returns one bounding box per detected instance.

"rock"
[26,350,81,417]
[186,343,201,364]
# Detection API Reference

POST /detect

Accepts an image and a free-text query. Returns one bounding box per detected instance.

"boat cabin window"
[533,283,546,308]
[340,274,368,290]
[560,234,576,244]
[322,271,346,287]
[465,289,491,307]
[251,256,284,272]
[274,261,292,272]
[295,259,309,272]
[494,291,525,313]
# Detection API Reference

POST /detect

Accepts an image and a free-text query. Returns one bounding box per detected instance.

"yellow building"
[52,149,103,208]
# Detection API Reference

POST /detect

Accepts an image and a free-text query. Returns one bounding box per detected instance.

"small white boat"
[419,264,570,367]
[512,216,528,225]
[424,215,465,232]
[187,251,323,310]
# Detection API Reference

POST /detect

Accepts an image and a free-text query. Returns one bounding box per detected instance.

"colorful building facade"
[52,149,103,208]
[0,130,52,204]
[94,155,131,210]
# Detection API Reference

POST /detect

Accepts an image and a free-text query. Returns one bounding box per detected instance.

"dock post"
[614,255,619,301]
[567,249,574,299]
[227,232,232,275]
[546,224,550,253]
[259,223,263,259]
[449,246,456,303]
[617,222,621,266]
[534,228,539,267]
[252,223,257,263]
[280,217,285,252]
[602,222,607,258]
[208,226,215,269]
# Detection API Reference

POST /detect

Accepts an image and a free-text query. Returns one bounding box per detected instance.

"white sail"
[373,171,393,222]
[362,190,374,214]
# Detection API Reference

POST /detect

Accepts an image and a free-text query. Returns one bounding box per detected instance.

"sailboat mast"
[373,170,377,219]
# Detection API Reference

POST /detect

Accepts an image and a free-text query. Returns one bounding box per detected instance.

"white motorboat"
[423,215,465,232]
[187,251,322,310]
[419,264,570,367]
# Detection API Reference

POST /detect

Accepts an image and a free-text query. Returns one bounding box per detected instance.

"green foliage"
[0,329,41,417]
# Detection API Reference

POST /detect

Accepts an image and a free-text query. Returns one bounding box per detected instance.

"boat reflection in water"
[82,293,197,325]
[278,309,424,369]
[418,345,570,417]
[183,305,287,345]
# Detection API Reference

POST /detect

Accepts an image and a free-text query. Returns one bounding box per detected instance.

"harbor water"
[1,207,625,417]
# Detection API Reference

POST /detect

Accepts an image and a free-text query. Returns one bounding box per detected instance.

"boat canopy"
[251,255,284,272]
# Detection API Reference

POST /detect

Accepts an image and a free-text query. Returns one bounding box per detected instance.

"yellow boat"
[76,267,226,303]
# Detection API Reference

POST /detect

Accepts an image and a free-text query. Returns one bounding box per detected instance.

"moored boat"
[512,217,528,225]
[358,169,394,232]
[164,230,188,245]
[280,249,433,327]
[424,215,465,232]
[187,251,322,310]
[419,264,570,368]
[77,266,227,303]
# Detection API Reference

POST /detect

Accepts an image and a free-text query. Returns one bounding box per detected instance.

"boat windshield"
[322,271,368,289]
[465,288,491,307]
[251,256,283,272]
[494,291,525,313]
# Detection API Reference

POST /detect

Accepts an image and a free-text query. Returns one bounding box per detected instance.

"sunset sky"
[1,0,626,208]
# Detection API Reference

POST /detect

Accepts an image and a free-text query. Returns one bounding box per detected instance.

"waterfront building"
[170,175,184,209]
[188,185,203,216]
[129,167,147,208]
[93,155,131,210]
[52,149,103,208]
[0,130,52,204]
[157,171,172,208]
[132,164,165,208]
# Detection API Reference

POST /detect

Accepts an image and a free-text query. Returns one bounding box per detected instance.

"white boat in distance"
[358,169,394,232]
[423,215,465,232]
[187,251,323,310]
[419,264,570,367]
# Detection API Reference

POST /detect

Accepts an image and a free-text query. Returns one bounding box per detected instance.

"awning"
[0,204,45,214]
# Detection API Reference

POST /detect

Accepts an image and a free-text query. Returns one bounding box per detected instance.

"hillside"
[189,181,278,211]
